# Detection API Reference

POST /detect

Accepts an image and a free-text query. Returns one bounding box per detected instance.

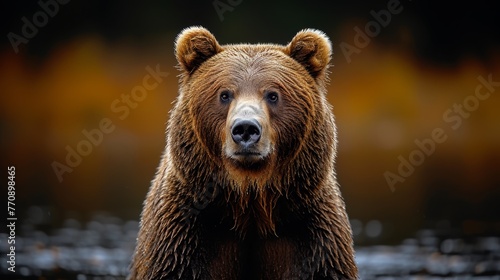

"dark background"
[1,0,500,246]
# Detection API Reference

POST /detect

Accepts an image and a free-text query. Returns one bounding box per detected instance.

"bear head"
[173,26,334,192]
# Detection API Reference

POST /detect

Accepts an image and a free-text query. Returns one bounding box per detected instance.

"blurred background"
[1,0,500,278]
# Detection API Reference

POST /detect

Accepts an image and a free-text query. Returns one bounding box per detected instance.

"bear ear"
[175,26,222,74]
[285,29,332,80]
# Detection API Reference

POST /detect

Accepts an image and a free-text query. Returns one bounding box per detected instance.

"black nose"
[231,119,261,146]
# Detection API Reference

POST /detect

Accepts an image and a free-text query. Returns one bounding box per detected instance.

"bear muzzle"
[224,98,272,168]
[229,117,267,163]
[225,118,271,164]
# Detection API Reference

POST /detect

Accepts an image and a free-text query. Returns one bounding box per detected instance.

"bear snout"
[231,118,262,148]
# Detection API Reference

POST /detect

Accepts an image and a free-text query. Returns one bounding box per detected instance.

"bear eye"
[220,90,232,103]
[265,91,279,104]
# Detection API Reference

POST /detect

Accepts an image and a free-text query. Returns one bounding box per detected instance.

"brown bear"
[129,26,358,279]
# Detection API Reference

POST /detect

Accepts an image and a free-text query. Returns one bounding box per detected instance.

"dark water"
[2,214,500,279]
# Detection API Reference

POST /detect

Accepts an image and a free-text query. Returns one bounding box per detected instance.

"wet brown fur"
[129,27,358,279]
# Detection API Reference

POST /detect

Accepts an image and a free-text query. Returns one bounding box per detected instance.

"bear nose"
[231,119,261,146]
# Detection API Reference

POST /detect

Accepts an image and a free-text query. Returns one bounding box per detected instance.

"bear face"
[175,27,333,188]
